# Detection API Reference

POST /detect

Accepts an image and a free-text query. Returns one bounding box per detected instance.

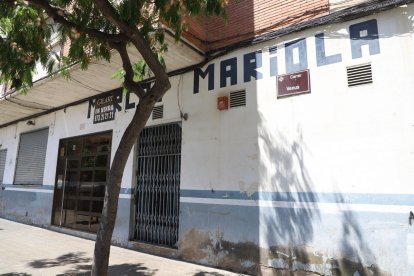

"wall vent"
[152,105,163,120]
[347,63,373,87]
[229,90,246,108]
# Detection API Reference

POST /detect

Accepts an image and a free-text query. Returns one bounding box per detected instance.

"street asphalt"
[0,218,241,276]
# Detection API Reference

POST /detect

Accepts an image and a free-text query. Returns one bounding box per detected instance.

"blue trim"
[1,184,134,195]
[1,184,54,190]
[5,185,412,205]
[120,188,134,195]
[180,189,414,206]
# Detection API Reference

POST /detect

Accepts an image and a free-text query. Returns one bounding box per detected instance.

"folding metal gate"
[135,123,181,247]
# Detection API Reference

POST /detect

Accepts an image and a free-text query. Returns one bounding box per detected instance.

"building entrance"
[51,131,112,232]
[134,123,182,247]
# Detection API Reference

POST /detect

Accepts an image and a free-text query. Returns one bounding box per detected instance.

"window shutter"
[14,128,49,185]
[0,149,7,185]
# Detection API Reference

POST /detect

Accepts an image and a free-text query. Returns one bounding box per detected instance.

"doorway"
[51,131,112,232]
[134,123,182,247]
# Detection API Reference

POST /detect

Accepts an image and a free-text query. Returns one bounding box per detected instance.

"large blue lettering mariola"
[193,19,380,94]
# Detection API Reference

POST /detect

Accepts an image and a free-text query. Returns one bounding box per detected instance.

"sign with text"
[93,94,116,124]
[277,69,310,97]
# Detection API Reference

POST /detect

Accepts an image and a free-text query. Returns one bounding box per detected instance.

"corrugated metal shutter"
[0,149,7,185]
[14,128,49,185]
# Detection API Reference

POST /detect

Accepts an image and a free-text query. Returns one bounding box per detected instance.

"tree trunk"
[91,88,167,276]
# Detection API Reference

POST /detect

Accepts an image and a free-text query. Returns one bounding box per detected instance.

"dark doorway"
[134,123,182,247]
[51,131,112,233]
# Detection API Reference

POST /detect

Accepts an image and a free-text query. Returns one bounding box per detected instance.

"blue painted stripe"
[4,184,413,205]
[1,184,134,195]
[180,189,414,206]
[1,184,54,190]
[120,188,134,195]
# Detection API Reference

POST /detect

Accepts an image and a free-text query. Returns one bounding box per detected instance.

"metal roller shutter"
[14,128,49,185]
[0,149,7,185]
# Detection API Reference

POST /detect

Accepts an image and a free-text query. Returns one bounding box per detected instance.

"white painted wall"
[1,4,414,197]
[179,4,414,196]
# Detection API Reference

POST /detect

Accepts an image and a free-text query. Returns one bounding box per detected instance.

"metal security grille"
[347,63,373,87]
[15,128,49,185]
[0,149,7,185]
[135,123,181,247]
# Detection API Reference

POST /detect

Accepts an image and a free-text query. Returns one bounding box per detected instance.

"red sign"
[217,96,229,111]
[277,69,311,97]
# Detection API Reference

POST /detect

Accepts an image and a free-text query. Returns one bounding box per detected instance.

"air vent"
[152,105,163,120]
[347,63,372,87]
[229,90,246,108]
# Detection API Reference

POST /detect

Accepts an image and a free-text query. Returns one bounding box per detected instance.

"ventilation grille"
[347,63,372,87]
[229,90,246,108]
[152,105,163,120]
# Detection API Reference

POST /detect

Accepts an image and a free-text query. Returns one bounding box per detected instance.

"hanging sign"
[87,83,153,124]
[277,69,310,98]
[93,94,116,123]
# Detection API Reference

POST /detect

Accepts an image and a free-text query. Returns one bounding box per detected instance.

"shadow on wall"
[178,112,390,274]
[257,113,389,275]
[258,114,321,274]
[334,195,389,275]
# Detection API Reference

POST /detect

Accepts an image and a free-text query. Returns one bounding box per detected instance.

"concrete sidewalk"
[0,218,241,276]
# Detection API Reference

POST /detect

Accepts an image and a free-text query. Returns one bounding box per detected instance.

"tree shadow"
[193,272,226,276]
[108,263,157,276]
[27,252,157,275]
[257,112,321,272]
[28,252,91,269]
[333,195,387,275]
[56,263,157,276]
[256,111,389,274]
[0,274,31,276]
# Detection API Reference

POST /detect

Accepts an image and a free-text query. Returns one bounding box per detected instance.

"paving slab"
[0,218,242,276]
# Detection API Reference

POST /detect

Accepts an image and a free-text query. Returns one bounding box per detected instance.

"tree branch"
[92,0,171,99]
[27,0,127,43]
[109,42,145,99]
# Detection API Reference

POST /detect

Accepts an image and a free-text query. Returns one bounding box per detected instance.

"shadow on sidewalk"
[193,272,226,276]
[26,252,157,275]
[0,273,31,276]
[56,263,157,275]
[28,252,91,268]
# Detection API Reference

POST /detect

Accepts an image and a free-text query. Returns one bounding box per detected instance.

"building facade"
[1,1,414,275]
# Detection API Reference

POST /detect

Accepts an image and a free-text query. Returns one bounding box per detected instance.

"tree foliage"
[0,0,226,91]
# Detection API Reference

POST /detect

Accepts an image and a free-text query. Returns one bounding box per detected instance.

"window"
[14,128,49,185]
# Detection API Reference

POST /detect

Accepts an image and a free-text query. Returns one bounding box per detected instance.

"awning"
[0,33,203,127]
